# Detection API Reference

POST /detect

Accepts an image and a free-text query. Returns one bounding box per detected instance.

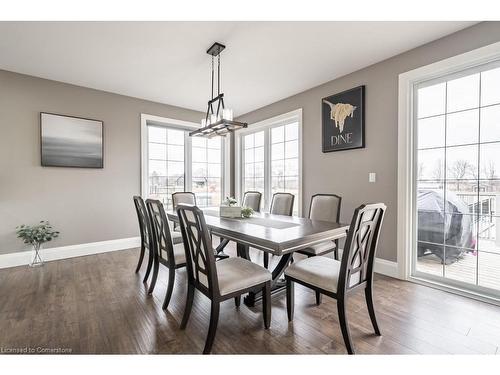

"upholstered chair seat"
[177,204,272,354]
[298,240,336,256]
[216,257,272,296]
[285,203,387,354]
[285,256,358,293]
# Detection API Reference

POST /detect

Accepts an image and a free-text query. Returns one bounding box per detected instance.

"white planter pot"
[220,206,242,218]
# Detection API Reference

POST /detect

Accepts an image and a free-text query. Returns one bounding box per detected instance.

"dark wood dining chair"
[217,191,262,260]
[263,192,295,268]
[172,191,196,209]
[133,196,155,283]
[177,204,272,354]
[145,199,187,306]
[285,203,387,354]
[269,192,295,216]
[296,194,342,305]
[172,192,197,232]
[242,191,262,212]
[297,193,342,259]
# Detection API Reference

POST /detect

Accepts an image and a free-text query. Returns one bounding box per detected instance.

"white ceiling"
[0,22,475,116]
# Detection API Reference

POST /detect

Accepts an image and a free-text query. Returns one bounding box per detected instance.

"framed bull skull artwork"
[322,85,365,152]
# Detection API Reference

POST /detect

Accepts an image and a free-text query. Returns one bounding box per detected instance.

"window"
[147,126,185,210]
[414,62,500,295]
[192,137,223,207]
[237,110,302,215]
[271,122,299,204]
[243,131,265,204]
[142,115,227,210]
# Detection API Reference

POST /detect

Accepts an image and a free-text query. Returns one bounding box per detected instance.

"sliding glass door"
[145,121,225,210]
[413,62,500,297]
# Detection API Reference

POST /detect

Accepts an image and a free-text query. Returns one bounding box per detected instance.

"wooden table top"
[167,207,349,256]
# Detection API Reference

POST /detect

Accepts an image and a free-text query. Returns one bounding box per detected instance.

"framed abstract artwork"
[40,112,104,168]
[322,85,365,152]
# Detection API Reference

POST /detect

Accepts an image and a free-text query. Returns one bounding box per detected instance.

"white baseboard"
[1,239,400,279]
[0,237,140,269]
[374,257,399,278]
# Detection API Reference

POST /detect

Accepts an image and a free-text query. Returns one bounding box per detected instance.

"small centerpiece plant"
[16,221,59,267]
[241,206,254,218]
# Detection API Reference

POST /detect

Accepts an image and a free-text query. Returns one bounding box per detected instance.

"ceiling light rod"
[189,42,247,138]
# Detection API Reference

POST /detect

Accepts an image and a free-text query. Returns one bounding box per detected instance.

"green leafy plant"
[16,221,59,250]
[241,206,254,218]
[224,197,238,206]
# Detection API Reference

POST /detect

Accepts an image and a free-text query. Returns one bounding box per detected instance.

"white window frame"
[398,41,500,304]
[235,109,303,215]
[140,113,231,204]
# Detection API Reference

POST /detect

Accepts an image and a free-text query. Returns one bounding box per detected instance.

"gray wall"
[0,70,203,253]
[2,22,499,259]
[237,22,500,261]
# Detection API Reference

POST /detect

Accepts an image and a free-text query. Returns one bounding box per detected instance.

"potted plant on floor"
[16,221,59,267]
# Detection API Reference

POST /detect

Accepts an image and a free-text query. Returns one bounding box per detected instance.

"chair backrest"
[172,192,197,231]
[177,204,219,297]
[309,194,342,223]
[146,199,176,266]
[172,192,196,209]
[269,192,295,216]
[338,203,386,295]
[133,196,152,251]
[242,191,262,212]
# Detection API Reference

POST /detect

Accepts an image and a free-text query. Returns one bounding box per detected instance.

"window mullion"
[205,144,209,205]
[240,135,245,201]
[476,72,482,286]
[185,132,192,193]
[264,128,271,211]
[443,81,448,279]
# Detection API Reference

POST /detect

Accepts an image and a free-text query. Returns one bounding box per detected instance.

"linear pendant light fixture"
[189,42,247,138]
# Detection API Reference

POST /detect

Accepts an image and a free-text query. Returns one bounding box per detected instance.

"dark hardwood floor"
[1,245,500,354]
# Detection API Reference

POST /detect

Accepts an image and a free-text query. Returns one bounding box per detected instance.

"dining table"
[167,207,349,307]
